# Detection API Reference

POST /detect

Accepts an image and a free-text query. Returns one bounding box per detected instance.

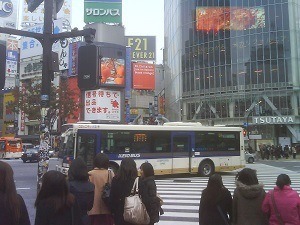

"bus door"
[171,132,194,173]
[77,130,100,171]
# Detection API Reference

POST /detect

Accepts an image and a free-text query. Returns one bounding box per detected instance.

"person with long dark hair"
[0,161,30,225]
[138,162,161,225]
[109,158,138,225]
[199,174,232,225]
[262,174,300,225]
[232,168,268,225]
[68,157,95,225]
[35,170,83,225]
[88,153,114,225]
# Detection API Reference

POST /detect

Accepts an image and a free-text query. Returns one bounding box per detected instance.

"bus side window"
[153,132,171,152]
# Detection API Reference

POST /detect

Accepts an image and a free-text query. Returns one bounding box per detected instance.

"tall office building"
[164,0,300,145]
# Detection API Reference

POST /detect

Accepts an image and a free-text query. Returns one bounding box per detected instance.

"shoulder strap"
[107,170,110,183]
[271,191,284,225]
[130,177,139,194]
[217,205,230,225]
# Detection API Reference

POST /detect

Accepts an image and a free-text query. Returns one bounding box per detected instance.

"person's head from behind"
[207,173,223,190]
[236,168,258,185]
[276,174,291,190]
[94,153,109,169]
[68,157,89,181]
[0,161,21,225]
[118,158,137,181]
[140,162,154,178]
[0,161,16,193]
[36,170,74,212]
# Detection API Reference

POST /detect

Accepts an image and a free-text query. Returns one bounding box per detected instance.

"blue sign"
[0,0,13,18]
[125,47,131,99]
[6,50,18,61]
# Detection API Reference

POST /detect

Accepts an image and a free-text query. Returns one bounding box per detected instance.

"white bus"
[56,122,245,176]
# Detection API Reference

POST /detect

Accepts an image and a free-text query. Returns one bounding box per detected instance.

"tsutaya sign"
[253,116,295,125]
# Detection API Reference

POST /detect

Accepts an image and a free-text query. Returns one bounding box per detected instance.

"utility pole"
[0,0,96,191]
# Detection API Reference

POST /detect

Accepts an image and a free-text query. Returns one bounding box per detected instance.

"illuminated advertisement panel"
[132,62,155,90]
[196,7,265,32]
[100,58,125,86]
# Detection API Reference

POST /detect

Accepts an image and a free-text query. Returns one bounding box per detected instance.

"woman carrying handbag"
[138,162,161,225]
[262,174,300,225]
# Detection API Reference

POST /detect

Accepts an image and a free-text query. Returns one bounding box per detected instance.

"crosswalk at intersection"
[156,163,300,225]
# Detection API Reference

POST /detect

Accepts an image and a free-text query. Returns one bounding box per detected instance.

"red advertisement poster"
[132,62,155,90]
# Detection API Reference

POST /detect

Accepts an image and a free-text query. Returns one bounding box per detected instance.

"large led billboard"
[196,7,265,32]
[100,58,125,86]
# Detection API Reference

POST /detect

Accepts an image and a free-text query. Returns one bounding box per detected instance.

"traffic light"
[243,129,247,137]
[78,45,99,90]
[0,44,6,89]
[25,0,44,12]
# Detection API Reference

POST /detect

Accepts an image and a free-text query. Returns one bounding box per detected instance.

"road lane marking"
[16,188,31,190]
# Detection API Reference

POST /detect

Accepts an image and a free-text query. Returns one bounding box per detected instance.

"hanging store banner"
[0,0,18,28]
[125,46,131,99]
[84,0,122,24]
[66,77,81,123]
[132,62,155,90]
[21,0,72,27]
[126,36,156,61]
[58,38,69,70]
[84,89,121,121]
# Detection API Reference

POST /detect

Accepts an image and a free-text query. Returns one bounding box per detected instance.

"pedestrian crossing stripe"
[156,163,300,225]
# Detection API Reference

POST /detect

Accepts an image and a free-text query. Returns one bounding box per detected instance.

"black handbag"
[101,170,111,207]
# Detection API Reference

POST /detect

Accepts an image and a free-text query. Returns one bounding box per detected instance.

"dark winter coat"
[0,193,30,225]
[232,181,268,225]
[109,176,136,225]
[34,198,83,225]
[199,186,232,225]
[69,180,95,225]
[138,176,160,224]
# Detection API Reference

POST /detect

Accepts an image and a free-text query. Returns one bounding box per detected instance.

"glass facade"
[164,0,300,143]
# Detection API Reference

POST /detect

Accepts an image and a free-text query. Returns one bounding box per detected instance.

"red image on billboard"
[100,58,125,86]
[196,7,265,32]
[66,77,81,123]
[132,62,155,90]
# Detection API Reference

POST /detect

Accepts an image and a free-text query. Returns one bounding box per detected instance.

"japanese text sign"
[84,89,121,121]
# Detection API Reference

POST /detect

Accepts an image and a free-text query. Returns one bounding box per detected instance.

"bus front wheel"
[198,160,214,177]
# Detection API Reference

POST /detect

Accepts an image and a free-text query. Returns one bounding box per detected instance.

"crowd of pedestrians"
[199,168,300,225]
[1,155,300,225]
[258,144,298,160]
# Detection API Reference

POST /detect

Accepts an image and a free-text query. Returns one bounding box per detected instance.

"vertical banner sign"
[84,0,122,24]
[154,95,158,116]
[5,37,19,87]
[58,39,69,70]
[68,42,81,76]
[20,84,26,131]
[84,89,121,121]
[125,46,131,99]
[126,36,156,61]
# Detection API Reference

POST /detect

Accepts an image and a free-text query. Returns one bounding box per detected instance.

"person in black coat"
[35,170,83,225]
[199,174,232,225]
[0,161,30,225]
[109,158,138,225]
[68,157,95,225]
[138,162,161,225]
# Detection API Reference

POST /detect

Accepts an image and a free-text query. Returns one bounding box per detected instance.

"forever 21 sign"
[126,36,156,61]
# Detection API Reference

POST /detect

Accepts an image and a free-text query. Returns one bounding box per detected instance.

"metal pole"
[37,0,54,192]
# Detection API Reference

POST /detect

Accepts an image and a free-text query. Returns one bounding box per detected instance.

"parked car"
[21,148,39,163]
[245,151,255,163]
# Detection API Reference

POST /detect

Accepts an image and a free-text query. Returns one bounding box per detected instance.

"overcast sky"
[72,0,164,63]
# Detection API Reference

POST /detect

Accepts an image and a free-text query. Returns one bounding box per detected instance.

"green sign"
[84,2,122,23]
